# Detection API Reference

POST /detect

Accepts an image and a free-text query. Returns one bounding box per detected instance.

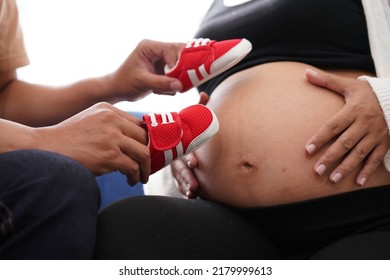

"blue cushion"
[96,171,144,209]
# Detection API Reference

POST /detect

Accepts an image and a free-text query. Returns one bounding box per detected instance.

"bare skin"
[304,70,389,186]
[172,62,390,207]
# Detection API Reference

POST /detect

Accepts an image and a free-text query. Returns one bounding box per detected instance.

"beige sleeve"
[0,0,29,72]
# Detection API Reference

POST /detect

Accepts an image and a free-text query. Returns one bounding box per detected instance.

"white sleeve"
[358,75,390,171]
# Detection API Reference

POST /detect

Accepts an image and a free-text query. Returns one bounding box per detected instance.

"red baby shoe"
[143,104,219,174]
[165,38,252,92]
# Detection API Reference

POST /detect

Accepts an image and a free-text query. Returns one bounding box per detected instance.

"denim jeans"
[0,150,100,259]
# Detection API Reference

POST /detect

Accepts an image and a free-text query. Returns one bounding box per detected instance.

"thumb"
[147,73,183,94]
[198,91,210,105]
[306,69,347,97]
[183,153,198,168]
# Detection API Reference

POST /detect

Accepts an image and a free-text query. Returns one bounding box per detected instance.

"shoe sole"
[196,38,252,88]
[186,108,220,153]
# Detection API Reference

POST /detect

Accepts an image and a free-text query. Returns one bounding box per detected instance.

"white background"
[15,0,213,112]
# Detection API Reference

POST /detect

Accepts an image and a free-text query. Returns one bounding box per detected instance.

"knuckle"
[94,101,111,109]
[326,121,338,131]
[370,155,383,167]
[353,147,367,160]
[99,166,115,175]
[337,165,353,174]
[361,153,384,177]
[104,147,121,161]
[126,162,141,177]
[98,109,117,123]
[139,146,151,161]
[338,137,354,151]
[369,147,386,165]
[138,39,150,48]
[101,127,120,140]
[177,165,190,176]
[326,121,340,135]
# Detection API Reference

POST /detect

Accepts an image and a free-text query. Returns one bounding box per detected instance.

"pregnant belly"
[193,62,390,207]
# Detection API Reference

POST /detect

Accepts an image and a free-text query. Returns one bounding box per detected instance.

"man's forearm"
[0,75,115,127]
[0,119,38,153]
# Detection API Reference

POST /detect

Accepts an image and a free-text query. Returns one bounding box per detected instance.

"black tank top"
[195,0,375,94]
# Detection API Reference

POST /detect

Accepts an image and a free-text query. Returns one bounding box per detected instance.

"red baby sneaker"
[143,104,219,174]
[165,38,252,92]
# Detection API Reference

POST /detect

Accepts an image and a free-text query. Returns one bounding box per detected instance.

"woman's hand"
[171,92,210,198]
[171,153,200,198]
[305,69,390,186]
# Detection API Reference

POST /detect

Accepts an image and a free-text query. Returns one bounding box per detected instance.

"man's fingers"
[143,72,183,94]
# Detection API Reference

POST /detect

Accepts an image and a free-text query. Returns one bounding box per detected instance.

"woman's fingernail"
[306,143,317,154]
[357,177,367,186]
[330,172,343,183]
[306,68,319,76]
[315,164,327,175]
[181,183,190,194]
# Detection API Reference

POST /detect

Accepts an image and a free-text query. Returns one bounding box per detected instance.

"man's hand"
[109,39,184,101]
[35,102,150,185]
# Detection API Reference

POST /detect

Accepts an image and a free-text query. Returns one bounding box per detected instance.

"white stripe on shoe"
[164,149,173,167]
[188,69,200,86]
[199,64,209,78]
[188,64,210,87]
[176,142,184,158]
[163,142,184,167]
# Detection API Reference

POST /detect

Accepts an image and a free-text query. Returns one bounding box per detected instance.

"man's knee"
[0,150,100,259]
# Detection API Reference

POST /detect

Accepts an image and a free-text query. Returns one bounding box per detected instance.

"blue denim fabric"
[0,150,100,259]
[0,201,14,244]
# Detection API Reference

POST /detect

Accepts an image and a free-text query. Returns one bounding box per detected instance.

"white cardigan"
[360,0,390,170]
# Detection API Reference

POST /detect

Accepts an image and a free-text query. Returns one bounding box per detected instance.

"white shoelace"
[148,112,175,127]
[185,38,211,48]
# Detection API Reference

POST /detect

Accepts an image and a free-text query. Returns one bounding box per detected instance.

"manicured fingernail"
[315,164,327,175]
[357,177,367,186]
[182,183,190,193]
[330,172,342,183]
[306,143,317,154]
[306,69,319,76]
